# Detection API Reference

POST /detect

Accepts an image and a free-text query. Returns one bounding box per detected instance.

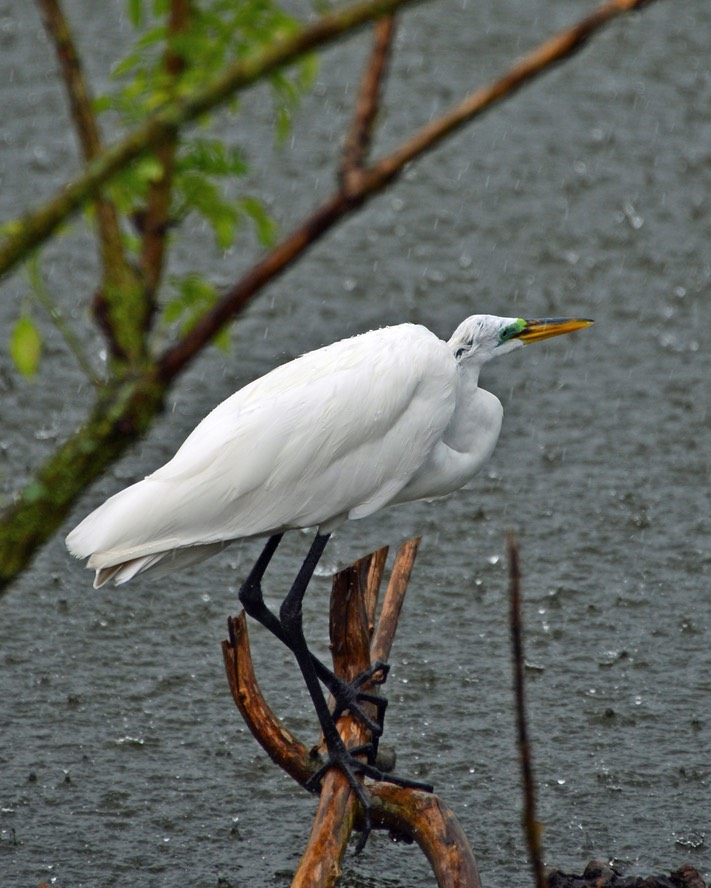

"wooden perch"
[222,537,482,888]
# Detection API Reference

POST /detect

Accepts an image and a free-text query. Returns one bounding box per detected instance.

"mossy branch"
[0,374,166,590]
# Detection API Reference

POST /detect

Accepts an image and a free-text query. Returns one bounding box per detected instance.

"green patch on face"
[498,318,526,343]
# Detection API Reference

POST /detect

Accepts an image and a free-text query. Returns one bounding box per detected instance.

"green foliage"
[10,315,42,380]
[97,0,317,258]
[5,0,319,383]
[86,0,320,345]
[163,272,229,351]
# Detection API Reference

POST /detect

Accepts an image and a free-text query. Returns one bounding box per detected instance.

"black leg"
[238,533,286,639]
[239,534,387,740]
[279,532,434,852]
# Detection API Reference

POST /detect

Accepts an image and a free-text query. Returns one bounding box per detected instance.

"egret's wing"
[67,324,457,568]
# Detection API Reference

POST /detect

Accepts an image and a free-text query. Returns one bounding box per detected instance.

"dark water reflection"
[1,2,710,886]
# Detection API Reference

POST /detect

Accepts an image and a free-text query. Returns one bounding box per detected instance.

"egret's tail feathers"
[86,541,234,588]
[92,554,165,588]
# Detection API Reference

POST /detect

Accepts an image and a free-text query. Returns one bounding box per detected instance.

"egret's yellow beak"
[517,317,594,344]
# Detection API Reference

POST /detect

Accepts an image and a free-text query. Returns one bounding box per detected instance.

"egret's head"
[448,314,593,366]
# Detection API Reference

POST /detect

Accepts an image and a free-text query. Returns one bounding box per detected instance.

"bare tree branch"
[360,0,660,191]
[137,0,190,320]
[36,0,137,337]
[340,15,397,192]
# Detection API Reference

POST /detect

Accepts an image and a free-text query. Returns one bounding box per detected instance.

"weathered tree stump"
[222,537,482,887]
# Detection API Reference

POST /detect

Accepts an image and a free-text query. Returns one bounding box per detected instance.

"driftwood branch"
[222,613,316,787]
[222,538,481,887]
[221,535,708,887]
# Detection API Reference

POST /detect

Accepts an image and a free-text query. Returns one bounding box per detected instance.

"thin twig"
[138,0,190,319]
[26,253,99,385]
[508,531,545,888]
[340,15,397,191]
[35,0,129,293]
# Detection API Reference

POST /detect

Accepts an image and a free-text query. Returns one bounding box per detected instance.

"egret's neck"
[443,361,485,450]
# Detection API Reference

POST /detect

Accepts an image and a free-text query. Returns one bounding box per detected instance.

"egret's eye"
[498,319,525,343]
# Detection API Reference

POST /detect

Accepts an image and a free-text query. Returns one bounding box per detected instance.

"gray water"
[1,1,710,886]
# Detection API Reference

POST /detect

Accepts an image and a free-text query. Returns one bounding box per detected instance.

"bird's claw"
[327,661,390,753]
[306,739,434,854]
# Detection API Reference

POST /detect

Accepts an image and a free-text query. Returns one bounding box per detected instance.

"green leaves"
[10,315,42,380]
[173,140,277,251]
[163,273,229,351]
[90,0,313,335]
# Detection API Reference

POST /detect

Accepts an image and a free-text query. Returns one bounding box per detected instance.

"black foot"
[327,661,390,756]
[306,738,434,854]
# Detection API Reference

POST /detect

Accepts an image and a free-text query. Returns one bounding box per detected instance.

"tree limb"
[359,0,660,191]
[339,15,397,193]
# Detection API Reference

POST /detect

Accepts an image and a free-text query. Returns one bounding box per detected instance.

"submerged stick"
[508,531,545,888]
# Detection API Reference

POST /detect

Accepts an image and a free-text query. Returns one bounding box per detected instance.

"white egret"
[66,313,592,841]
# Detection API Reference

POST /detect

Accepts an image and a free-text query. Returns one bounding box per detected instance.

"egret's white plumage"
[66,314,591,587]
